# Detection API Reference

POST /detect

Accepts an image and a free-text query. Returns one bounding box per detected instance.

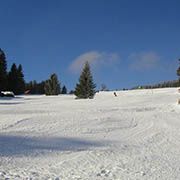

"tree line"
[132,80,180,90]
[0,48,96,98]
[132,59,180,90]
[25,78,67,95]
[1,48,179,98]
[0,48,68,95]
[0,49,25,95]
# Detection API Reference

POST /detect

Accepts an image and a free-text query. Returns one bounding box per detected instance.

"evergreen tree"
[0,48,7,91]
[69,90,74,94]
[31,80,38,94]
[74,61,96,99]
[8,64,25,95]
[8,63,18,94]
[177,59,180,86]
[38,81,46,94]
[62,85,67,94]
[44,73,60,95]
[17,64,25,94]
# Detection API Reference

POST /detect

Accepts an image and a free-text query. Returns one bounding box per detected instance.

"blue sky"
[0,0,179,90]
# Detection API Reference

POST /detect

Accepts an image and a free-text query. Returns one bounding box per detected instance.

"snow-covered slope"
[0,88,180,179]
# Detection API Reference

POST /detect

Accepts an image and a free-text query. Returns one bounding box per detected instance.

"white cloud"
[129,51,160,71]
[69,51,119,73]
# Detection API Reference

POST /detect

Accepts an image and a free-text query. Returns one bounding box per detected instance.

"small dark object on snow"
[114,92,117,97]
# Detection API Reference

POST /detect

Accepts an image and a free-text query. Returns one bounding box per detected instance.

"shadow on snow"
[0,97,25,105]
[0,135,107,157]
[0,102,24,105]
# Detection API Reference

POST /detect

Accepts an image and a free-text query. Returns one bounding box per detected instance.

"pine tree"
[0,48,8,91]
[8,63,18,94]
[17,64,25,94]
[38,81,46,94]
[8,64,25,95]
[44,73,60,95]
[177,59,180,86]
[74,61,96,99]
[31,80,38,94]
[62,85,67,94]
[69,90,74,94]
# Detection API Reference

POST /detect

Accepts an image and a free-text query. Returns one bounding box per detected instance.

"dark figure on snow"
[114,92,117,97]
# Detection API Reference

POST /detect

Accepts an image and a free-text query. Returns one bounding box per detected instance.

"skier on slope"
[114,92,117,97]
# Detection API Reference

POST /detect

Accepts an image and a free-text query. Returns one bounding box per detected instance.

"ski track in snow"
[0,88,180,179]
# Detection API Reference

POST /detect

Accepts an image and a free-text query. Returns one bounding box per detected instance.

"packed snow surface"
[0,88,180,179]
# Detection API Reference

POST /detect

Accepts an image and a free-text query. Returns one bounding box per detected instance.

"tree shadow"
[0,97,15,100]
[0,97,24,100]
[0,102,24,105]
[0,135,107,157]
[0,97,24,105]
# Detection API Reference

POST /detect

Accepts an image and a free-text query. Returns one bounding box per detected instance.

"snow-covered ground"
[0,88,180,180]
